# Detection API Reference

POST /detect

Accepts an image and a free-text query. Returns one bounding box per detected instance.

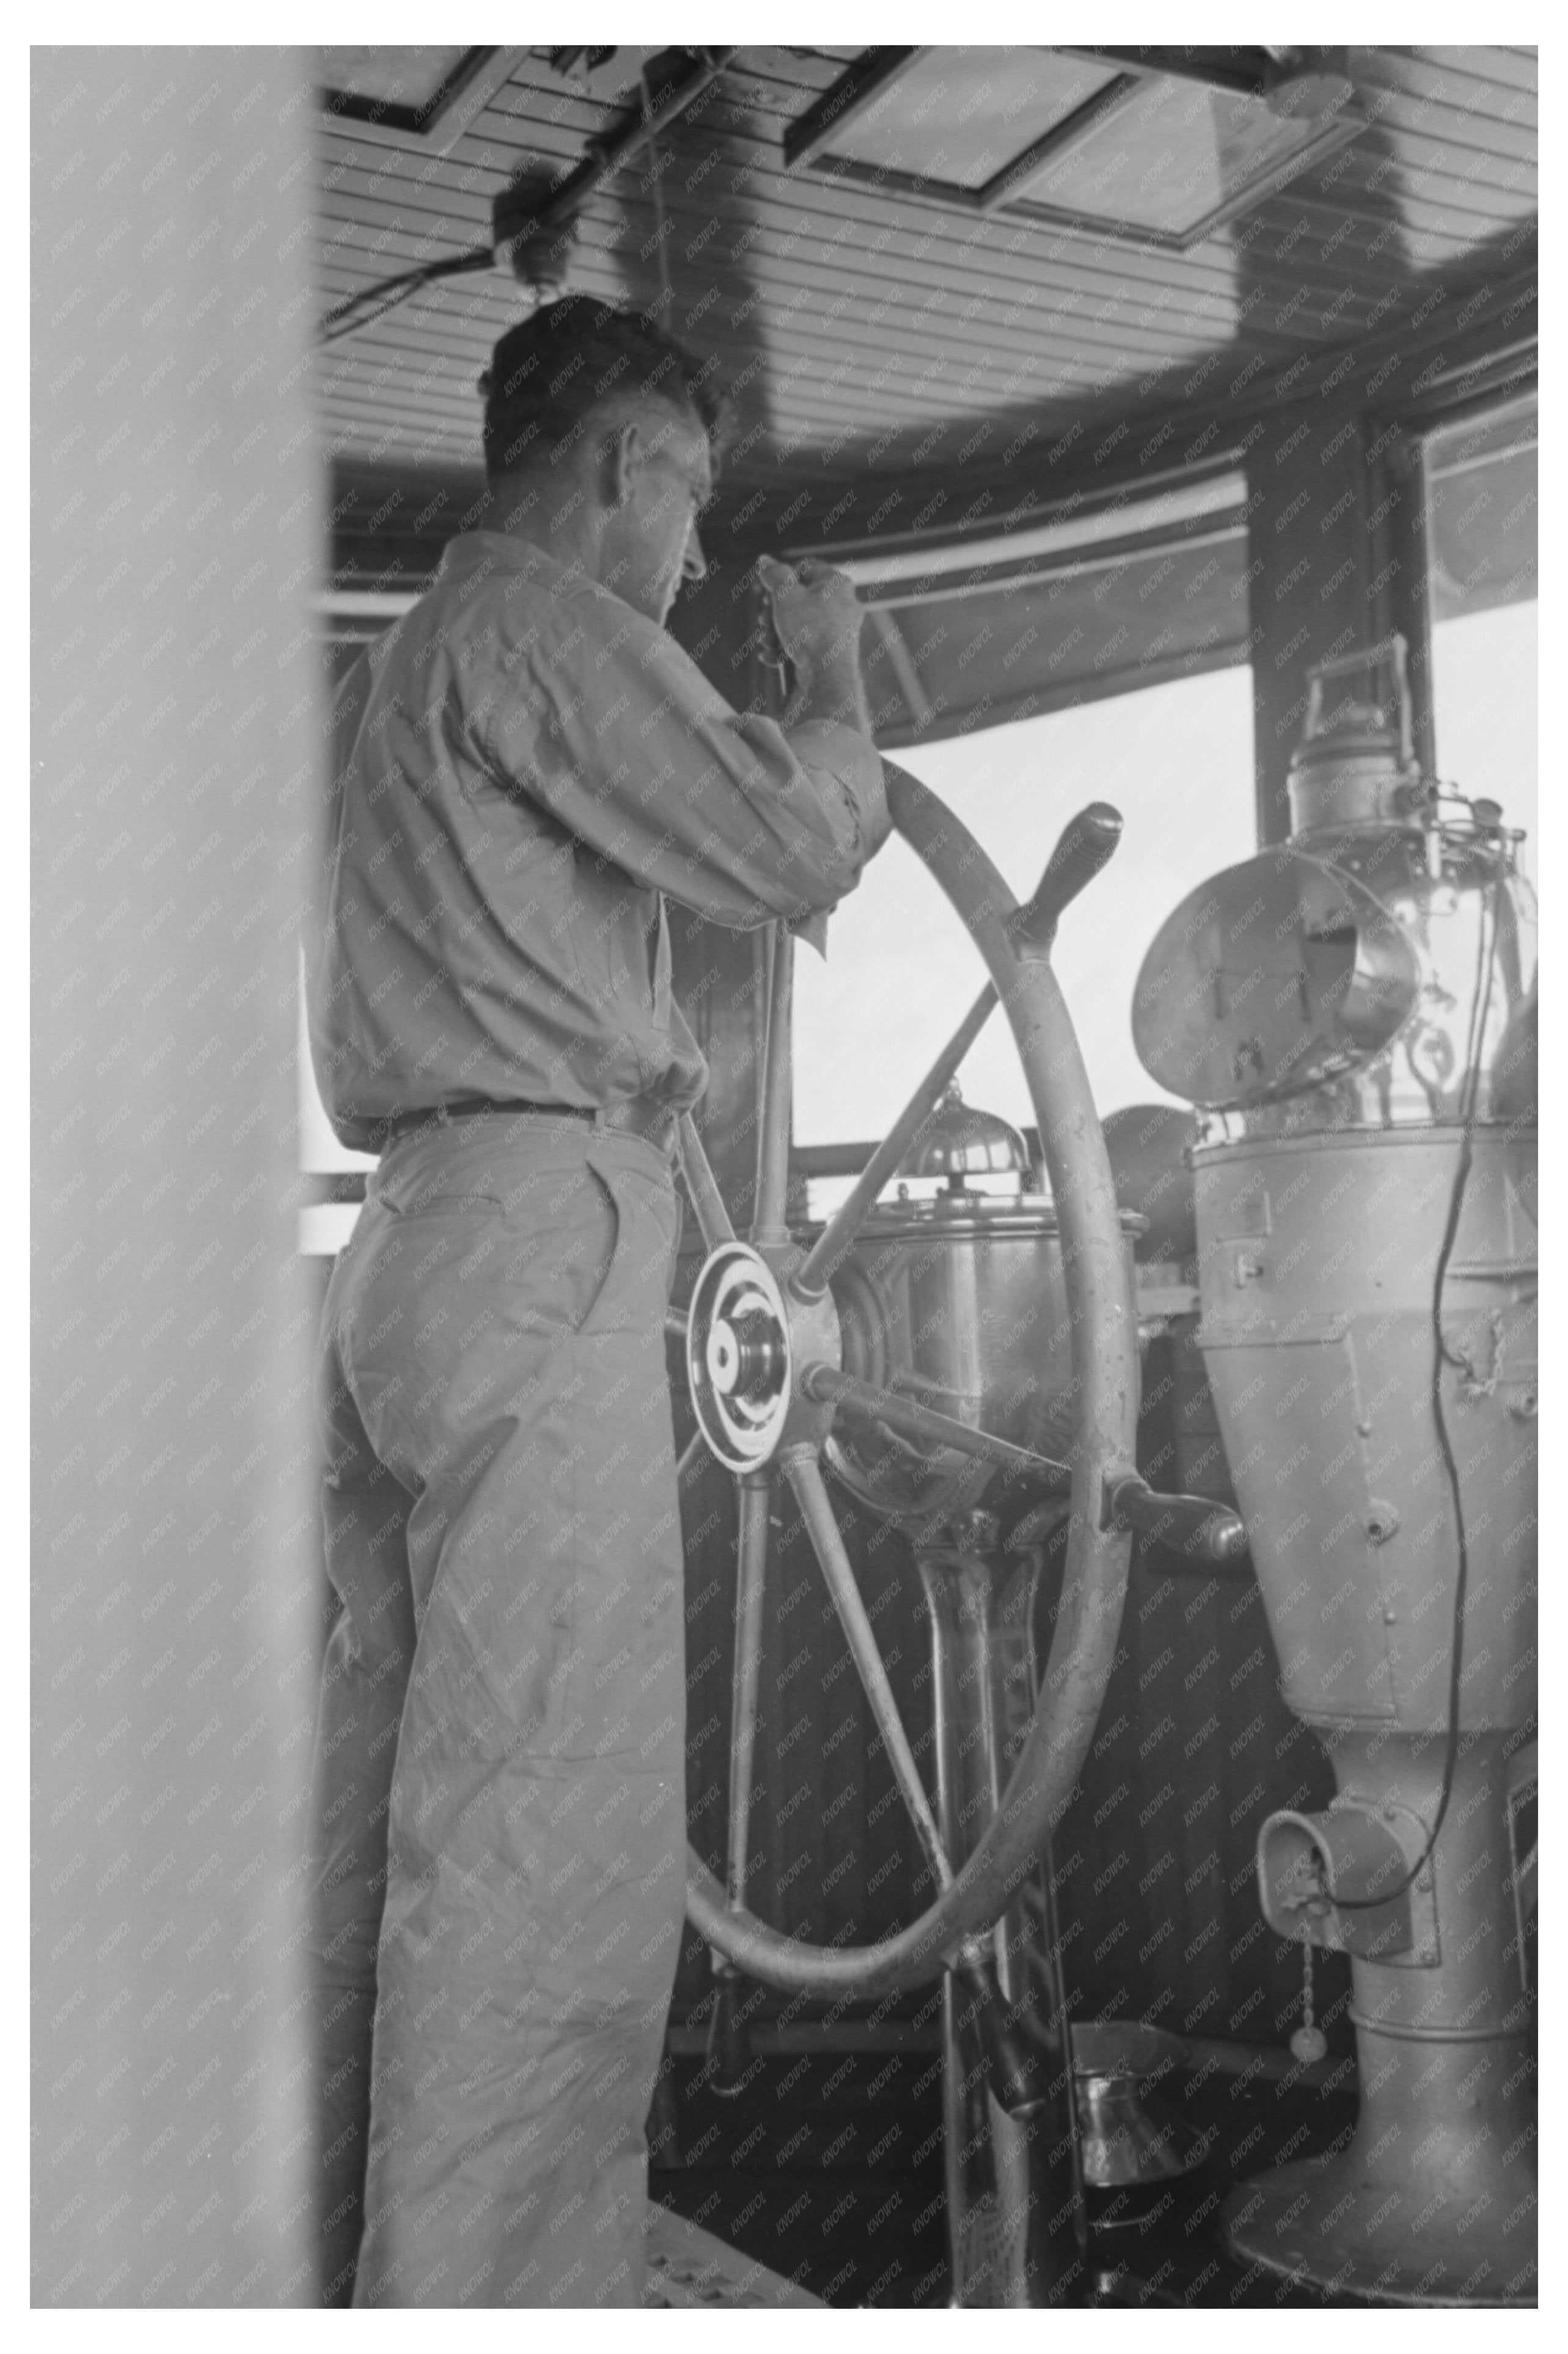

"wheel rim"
[678,762,1138,1997]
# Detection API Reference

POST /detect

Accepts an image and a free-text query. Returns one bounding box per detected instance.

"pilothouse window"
[1426,394,1538,893]
[791,666,1258,1160]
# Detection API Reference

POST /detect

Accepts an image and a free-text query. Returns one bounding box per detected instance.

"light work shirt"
[310,532,888,1151]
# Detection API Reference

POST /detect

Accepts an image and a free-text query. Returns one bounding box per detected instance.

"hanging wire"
[318,244,494,346]
[318,48,732,346]
[1333,853,1503,1912]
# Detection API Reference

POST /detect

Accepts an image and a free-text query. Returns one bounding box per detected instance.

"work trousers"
[305,1115,688,2307]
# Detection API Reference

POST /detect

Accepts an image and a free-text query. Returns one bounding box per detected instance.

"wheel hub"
[687,1244,793,1470]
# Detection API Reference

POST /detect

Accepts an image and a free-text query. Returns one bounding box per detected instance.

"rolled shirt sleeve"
[474,578,888,927]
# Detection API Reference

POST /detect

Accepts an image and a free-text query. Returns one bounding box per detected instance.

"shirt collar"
[434,530,655,640]
[436,530,567,587]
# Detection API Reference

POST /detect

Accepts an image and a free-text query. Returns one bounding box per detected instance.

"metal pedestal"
[1225,1732,1536,2306]
[1189,1128,1536,2306]
[918,1536,1085,2308]
[1132,650,1539,2310]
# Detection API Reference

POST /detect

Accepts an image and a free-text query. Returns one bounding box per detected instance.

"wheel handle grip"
[1008,802,1123,956]
[1105,1471,1248,1564]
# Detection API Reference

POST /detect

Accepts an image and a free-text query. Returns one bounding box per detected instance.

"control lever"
[1007,802,1123,958]
[1104,1470,1248,1564]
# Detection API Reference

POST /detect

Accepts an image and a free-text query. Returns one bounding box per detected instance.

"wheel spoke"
[675,1427,707,1481]
[665,1308,690,1346]
[724,1475,771,1910]
[677,1112,736,1250]
[788,805,1123,1305]
[782,1448,953,1895]
[800,1362,1069,1487]
[789,978,997,1300]
[750,923,794,1247]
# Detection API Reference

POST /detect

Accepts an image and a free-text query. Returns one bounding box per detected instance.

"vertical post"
[662,558,785,1226]
[917,1548,1086,2306]
[31,49,320,2303]
[706,1472,772,2091]
[1369,424,1437,779]
[1245,406,1375,844]
[750,922,795,1247]
[724,1476,772,1910]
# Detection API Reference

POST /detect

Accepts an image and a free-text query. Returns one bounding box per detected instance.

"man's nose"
[682,525,707,584]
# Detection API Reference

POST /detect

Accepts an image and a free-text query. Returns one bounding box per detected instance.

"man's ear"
[607,420,642,511]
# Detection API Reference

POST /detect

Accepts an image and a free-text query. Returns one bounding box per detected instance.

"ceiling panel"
[310,43,1536,530]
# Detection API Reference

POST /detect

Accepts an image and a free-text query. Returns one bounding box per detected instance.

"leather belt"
[378,1096,673,1148]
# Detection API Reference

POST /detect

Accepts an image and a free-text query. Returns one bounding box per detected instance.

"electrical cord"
[318,48,736,346]
[1332,846,1501,1912]
[318,244,495,346]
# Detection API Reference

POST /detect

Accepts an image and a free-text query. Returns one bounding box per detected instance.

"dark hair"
[480,295,727,483]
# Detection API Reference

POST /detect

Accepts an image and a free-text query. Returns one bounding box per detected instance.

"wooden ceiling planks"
[318,116,1489,317]
[312,43,1536,518]
[506,52,1535,273]
[1369,44,1537,113]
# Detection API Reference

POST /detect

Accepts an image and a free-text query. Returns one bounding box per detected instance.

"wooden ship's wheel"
[669,765,1245,2007]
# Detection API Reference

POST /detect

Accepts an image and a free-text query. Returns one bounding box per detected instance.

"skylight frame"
[318,46,501,139]
[785,45,1361,251]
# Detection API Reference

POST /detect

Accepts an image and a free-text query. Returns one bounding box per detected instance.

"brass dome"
[896,1081,1028,1184]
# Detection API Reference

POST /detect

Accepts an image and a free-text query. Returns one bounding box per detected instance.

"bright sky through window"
[1431,603,1539,897]
[793,666,1259,1146]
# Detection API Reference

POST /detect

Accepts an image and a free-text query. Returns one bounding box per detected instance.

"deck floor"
[645,2041,1449,2308]
[645,2205,822,2307]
